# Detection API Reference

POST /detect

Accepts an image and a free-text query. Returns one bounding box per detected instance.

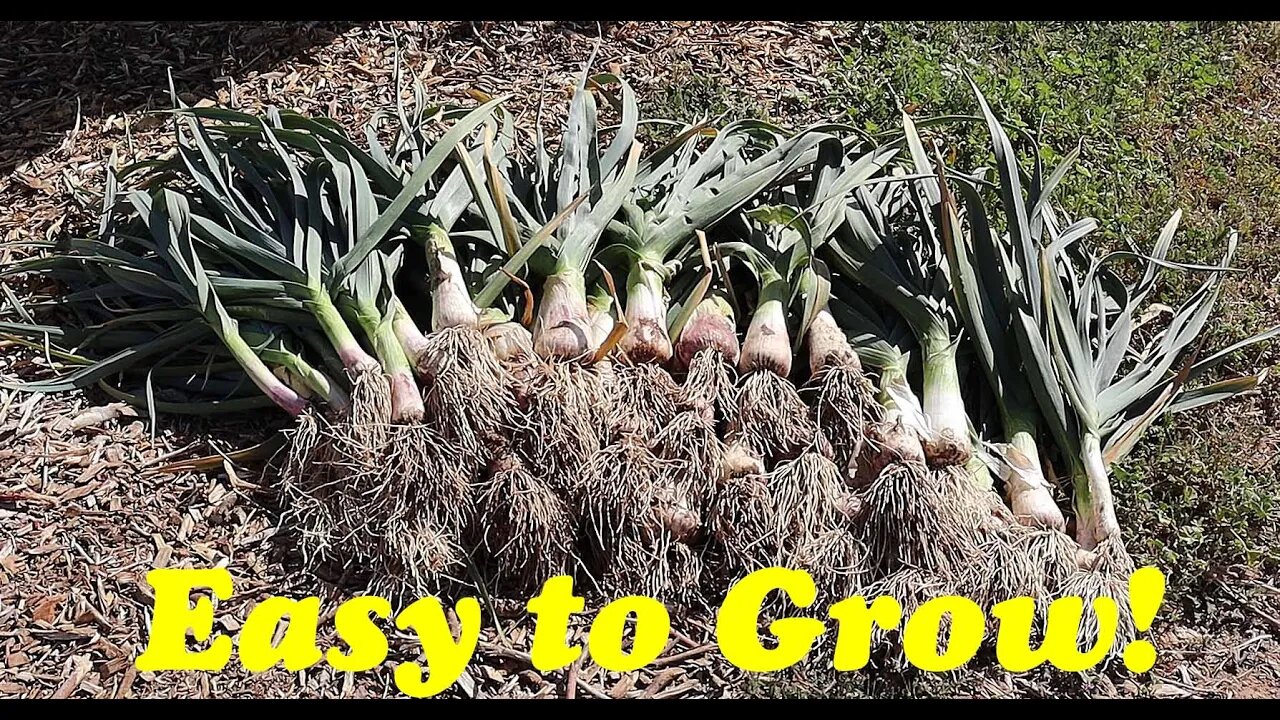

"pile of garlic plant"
[4,67,1273,664]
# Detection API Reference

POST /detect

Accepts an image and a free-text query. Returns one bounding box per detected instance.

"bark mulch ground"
[1,21,1277,699]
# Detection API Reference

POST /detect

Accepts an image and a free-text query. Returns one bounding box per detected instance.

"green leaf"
[0,322,209,393]
[333,96,505,280]
[1168,372,1267,415]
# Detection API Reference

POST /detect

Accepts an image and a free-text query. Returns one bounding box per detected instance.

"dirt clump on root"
[470,447,576,595]
[727,370,828,469]
[416,326,523,466]
[576,438,702,602]
[277,411,473,601]
[609,361,687,440]
[510,359,613,498]
[809,363,881,477]
[648,408,723,521]
[854,461,985,581]
[681,347,740,427]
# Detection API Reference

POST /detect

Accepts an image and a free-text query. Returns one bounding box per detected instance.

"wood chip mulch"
[2,20,1277,699]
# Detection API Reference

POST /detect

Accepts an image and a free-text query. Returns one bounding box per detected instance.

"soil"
[1,21,1277,699]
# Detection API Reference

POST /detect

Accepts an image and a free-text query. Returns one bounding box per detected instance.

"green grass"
[819,23,1280,619]
[647,21,1280,628]
[641,64,770,124]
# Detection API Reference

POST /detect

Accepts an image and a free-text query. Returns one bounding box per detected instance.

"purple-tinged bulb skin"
[619,266,673,364]
[430,262,480,331]
[675,297,740,370]
[534,271,594,361]
[337,345,381,375]
[388,371,424,423]
[391,299,431,367]
[227,332,310,417]
[270,386,310,417]
[621,317,672,364]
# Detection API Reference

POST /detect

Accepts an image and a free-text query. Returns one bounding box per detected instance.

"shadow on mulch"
[0,21,356,176]
[0,20,360,465]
